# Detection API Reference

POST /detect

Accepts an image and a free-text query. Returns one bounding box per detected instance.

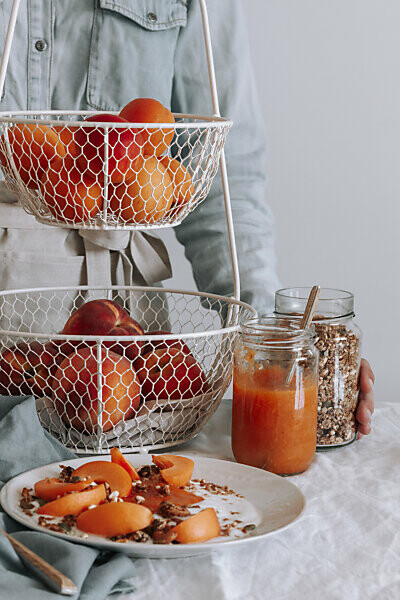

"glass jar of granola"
[274,288,362,449]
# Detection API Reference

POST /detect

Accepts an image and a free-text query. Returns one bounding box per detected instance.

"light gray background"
[163,0,399,403]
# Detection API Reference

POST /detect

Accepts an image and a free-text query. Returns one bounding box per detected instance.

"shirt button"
[147,12,157,23]
[35,39,47,52]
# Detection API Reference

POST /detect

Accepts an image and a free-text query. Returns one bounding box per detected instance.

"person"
[0,0,374,435]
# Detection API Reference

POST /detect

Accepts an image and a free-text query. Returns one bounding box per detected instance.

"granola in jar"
[275,288,362,448]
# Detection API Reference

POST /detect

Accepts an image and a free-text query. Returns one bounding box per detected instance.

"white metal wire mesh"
[0,111,231,230]
[0,286,254,453]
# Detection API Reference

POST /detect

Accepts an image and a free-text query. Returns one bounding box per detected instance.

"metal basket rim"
[0,284,256,340]
[0,111,232,130]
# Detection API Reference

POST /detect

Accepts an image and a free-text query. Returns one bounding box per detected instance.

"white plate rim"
[0,455,306,558]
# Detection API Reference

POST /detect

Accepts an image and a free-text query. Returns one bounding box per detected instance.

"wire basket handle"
[0,0,21,100]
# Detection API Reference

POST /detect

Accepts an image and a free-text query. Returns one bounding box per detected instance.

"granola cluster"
[314,320,361,446]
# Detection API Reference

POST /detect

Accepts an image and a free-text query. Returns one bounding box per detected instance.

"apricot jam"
[232,318,318,476]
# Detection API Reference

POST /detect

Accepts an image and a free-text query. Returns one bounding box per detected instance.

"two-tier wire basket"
[0,0,255,453]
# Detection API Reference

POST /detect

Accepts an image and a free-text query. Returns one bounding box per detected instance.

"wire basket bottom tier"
[0,285,254,453]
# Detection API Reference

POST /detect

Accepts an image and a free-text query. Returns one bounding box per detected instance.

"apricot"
[34,477,94,502]
[152,454,194,487]
[109,156,173,224]
[110,448,140,481]
[160,157,194,207]
[171,508,220,544]
[72,460,133,497]
[76,501,152,537]
[40,155,103,224]
[119,98,175,157]
[75,114,142,183]
[52,347,141,434]
[53,124,78,156]
[0,123,66,188]
[36,484,106,517]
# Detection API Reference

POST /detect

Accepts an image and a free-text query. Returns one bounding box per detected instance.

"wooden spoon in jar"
[285,285,321,385]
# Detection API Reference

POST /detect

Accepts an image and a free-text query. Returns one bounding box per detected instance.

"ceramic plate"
[0,455,305,558]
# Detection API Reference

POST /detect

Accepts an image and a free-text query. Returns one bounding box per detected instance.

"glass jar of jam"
[274,288,362,449]
[232,317,319,476]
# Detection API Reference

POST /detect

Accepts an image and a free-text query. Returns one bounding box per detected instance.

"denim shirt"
[0,0,280,314]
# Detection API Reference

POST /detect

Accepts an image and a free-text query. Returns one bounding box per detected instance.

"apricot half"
[34,477,94,502]
[72,461,133,497]
[110,448,140,481]
[36,484,106,517]
[152,455,194,487]
[171,508,220,544]
[76,502,153,537]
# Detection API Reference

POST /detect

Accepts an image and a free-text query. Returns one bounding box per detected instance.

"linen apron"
[0,183,172,333]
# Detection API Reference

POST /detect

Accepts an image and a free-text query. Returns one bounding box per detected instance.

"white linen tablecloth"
[115,399,400,600]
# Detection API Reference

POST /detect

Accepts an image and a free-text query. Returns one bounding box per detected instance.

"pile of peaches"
[0,98,194,225]
[29,453,220,544]
[0,298,208,434]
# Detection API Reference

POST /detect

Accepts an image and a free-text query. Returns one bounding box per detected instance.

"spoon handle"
[0,528,78,595]
[285,286,321,385]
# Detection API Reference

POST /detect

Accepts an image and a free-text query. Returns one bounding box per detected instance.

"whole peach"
[135,347,208,401]
[61,299,144,362]
[74,114,142,183]
[52,347,141,433]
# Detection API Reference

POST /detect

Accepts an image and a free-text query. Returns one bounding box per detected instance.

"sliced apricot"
[72,461,133,497]
[110,448,140,481]
[76,502,153,537]
[171,508,220,544]
[36,484,106,517]
[152,454,194,487]
[34,477,94,501]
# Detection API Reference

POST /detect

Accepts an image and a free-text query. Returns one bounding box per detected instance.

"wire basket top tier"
[0,111,232,231]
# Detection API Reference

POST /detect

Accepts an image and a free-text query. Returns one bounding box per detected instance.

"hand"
[356,358,375,439]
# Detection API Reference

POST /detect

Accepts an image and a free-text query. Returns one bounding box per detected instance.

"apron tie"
[79,229,172,288]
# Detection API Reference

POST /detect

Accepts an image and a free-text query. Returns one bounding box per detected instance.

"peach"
[61,299,144,362]
[139,330,192,361]
[74,114,142,183]
[119,98,175,157]
[37,484,106,517]
[76,502,153,537]
[135,347,208,401]
[152,454,194,487]
[40,155,103,224]
[160,157,194,208]
[0,123,66,189]
[52,347,141,433]
[0,341,61,397]
[72,460,133,497]
[109,156,173,224]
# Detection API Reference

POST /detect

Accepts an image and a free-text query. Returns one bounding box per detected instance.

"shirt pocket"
[87,0,187,112]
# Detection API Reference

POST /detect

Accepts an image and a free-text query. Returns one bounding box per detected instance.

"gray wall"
[165,0,399,402]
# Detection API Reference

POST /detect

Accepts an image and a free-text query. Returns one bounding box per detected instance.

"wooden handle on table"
[0,529,78,595]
